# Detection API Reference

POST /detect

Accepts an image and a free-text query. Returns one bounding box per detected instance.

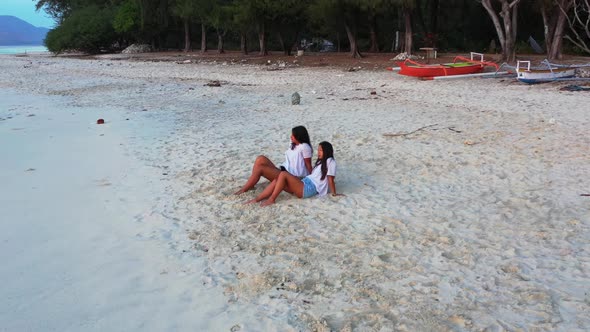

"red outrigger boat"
[397,53,499,78]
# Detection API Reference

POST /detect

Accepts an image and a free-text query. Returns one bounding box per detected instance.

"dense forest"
[36,0,590,62]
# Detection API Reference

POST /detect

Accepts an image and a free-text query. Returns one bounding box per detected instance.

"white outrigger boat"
[516,60,576,84]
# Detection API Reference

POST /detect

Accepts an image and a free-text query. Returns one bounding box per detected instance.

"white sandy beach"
[1,54,589,331]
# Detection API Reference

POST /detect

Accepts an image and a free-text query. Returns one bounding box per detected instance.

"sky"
[0,0,56,28]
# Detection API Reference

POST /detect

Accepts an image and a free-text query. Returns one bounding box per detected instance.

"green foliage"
[209,2,233,30]
[36,0,582,56]
[45,5,117,54]
[113,0,140,35]
[231,0,258,33]
[308,0,352,34]
[171,0,198,21]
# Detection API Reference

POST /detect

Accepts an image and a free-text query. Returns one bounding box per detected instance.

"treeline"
[36,0,590,61]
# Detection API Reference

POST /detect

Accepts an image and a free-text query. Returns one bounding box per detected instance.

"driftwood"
[383,124,437,137]
[581,194,590,197]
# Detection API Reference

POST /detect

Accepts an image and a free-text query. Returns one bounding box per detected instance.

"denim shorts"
[301,177,318,198]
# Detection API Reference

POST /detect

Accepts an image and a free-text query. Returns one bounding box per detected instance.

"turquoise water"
[0,45,49,55]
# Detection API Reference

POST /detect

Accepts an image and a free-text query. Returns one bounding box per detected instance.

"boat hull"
[398,62,484,77]
[517,68,576,84]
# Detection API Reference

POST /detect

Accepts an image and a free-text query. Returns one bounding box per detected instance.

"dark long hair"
[291,126,312,151]
[314,141,334,180]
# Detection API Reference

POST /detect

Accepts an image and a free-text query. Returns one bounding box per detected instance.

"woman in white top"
[245,141,344,206]
[234,126,313,195]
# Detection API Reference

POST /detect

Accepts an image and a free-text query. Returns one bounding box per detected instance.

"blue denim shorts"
[301,177,318,198]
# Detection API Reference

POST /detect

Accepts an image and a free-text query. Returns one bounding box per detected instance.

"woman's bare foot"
[260,199,275,207]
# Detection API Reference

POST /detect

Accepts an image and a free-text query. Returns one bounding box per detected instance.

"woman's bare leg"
[235,155,281,194]
[244,178,278,204]
[260,172,304,207]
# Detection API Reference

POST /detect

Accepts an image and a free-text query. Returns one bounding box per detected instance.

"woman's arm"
[304,158,312,174]
[327,176,345,197]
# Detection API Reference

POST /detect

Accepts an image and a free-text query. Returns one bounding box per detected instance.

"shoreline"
[1,54,588,331]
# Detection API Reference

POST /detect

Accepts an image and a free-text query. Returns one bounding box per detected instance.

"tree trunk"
[548,10,568,59]
[541,5,553,55]
[430,0,440,35]
[414,0,428,34]
[403,7,413,54]
[368,13,379,52]
[200,23,207,53]
[241,34,248,55]
[290,31,300,56]
[183,19,190,52]
[258,23,267,56]
[461,0,469,48]
[545,0,573,60]
[501,2,517,62]
[278,32,287,55]
[481,0,521,62]
[217,31,225,54]
[344,24,362,58]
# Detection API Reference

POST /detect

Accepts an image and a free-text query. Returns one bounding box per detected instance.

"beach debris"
[576,67,590,78]
[205,80,222,87]
[25,168,36,172]
[448,126,462,133]
[230,324,241,332]
[370,91,377,95]
[391,52,423,61]
[121,44,152,54]
[96,119,105,124]
[27,114,35,117]
[345,66,362,72]
[559,84,590,92]
[176,59,192,64]
[292,92,301,105]
[581,194,590,197]
[383,124,437,137]
[463,140,476,145]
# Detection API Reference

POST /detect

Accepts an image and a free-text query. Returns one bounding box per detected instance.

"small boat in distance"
[397,52,499,78]
[516,60,576,84]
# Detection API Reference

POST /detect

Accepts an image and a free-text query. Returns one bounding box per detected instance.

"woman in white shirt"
[234,126,312,195]
[245,141,343,206]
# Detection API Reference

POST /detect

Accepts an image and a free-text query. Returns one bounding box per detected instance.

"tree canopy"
[36,0,589,59]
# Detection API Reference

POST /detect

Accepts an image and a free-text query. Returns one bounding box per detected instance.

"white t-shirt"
[305,158,336,197]
[281,143,312,177]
